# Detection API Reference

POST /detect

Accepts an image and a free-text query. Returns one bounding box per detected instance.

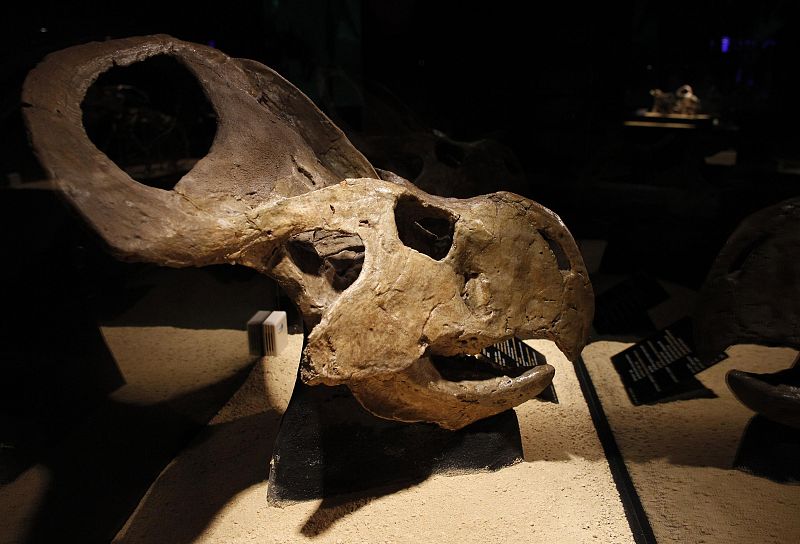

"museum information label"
[611,317,727,405]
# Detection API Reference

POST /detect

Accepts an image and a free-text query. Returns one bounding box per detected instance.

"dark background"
[1,1,799,542]
[2,1,800,281]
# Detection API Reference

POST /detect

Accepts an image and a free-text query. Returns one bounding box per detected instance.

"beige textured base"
[583,341,800,544]
[115,338,633,544]
[0,266,273,544]
[0,324,254,544]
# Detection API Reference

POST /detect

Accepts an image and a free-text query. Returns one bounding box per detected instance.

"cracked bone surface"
[23,35,593,430]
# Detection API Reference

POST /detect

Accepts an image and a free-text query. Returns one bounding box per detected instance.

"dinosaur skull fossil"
[695,197,800,358]
[694,198,800,429]
[23,35,593,429]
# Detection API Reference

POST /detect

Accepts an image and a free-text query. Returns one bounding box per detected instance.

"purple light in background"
[208,39,216,48]
[721,36,730,53]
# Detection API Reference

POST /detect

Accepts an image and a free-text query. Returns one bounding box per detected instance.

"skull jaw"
[346,357,555,430]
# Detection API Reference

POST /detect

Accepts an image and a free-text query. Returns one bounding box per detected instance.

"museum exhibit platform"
[2,265,798,543]
[0,246,797,544]
[108,274,800,544]
[111,340,800,544]
[583,342,800,544]
[111,336,634,544]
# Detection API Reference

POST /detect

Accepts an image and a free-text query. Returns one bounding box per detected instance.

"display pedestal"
[266,374,524,506]
[734,416,800,485]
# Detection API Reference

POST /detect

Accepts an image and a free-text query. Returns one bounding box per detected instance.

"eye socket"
[394,195,456,261]
[287,230,365,291]
[81,54,217,190]
[540,231,571,271]
[727,234,769,274]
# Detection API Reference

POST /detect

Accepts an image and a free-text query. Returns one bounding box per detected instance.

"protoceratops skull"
[23,35,593,430]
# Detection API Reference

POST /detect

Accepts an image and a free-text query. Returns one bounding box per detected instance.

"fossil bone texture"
[695,198,800,358]
[23,35,593,430]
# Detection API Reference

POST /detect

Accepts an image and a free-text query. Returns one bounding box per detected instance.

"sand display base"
[6,262,798,543]
[114,337,633,544]
[0,266,279,543]
[583,341,800,544]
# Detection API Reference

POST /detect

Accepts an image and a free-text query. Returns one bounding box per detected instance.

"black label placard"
[482,338,558,403]
[611,317,727,405]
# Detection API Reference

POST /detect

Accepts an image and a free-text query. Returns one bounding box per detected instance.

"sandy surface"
[0,325,253,544]
[10,262,795,543]
[0,267,270,544]
[115,338,633,544]
[100,326,251,405]
[583,341,800,544]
